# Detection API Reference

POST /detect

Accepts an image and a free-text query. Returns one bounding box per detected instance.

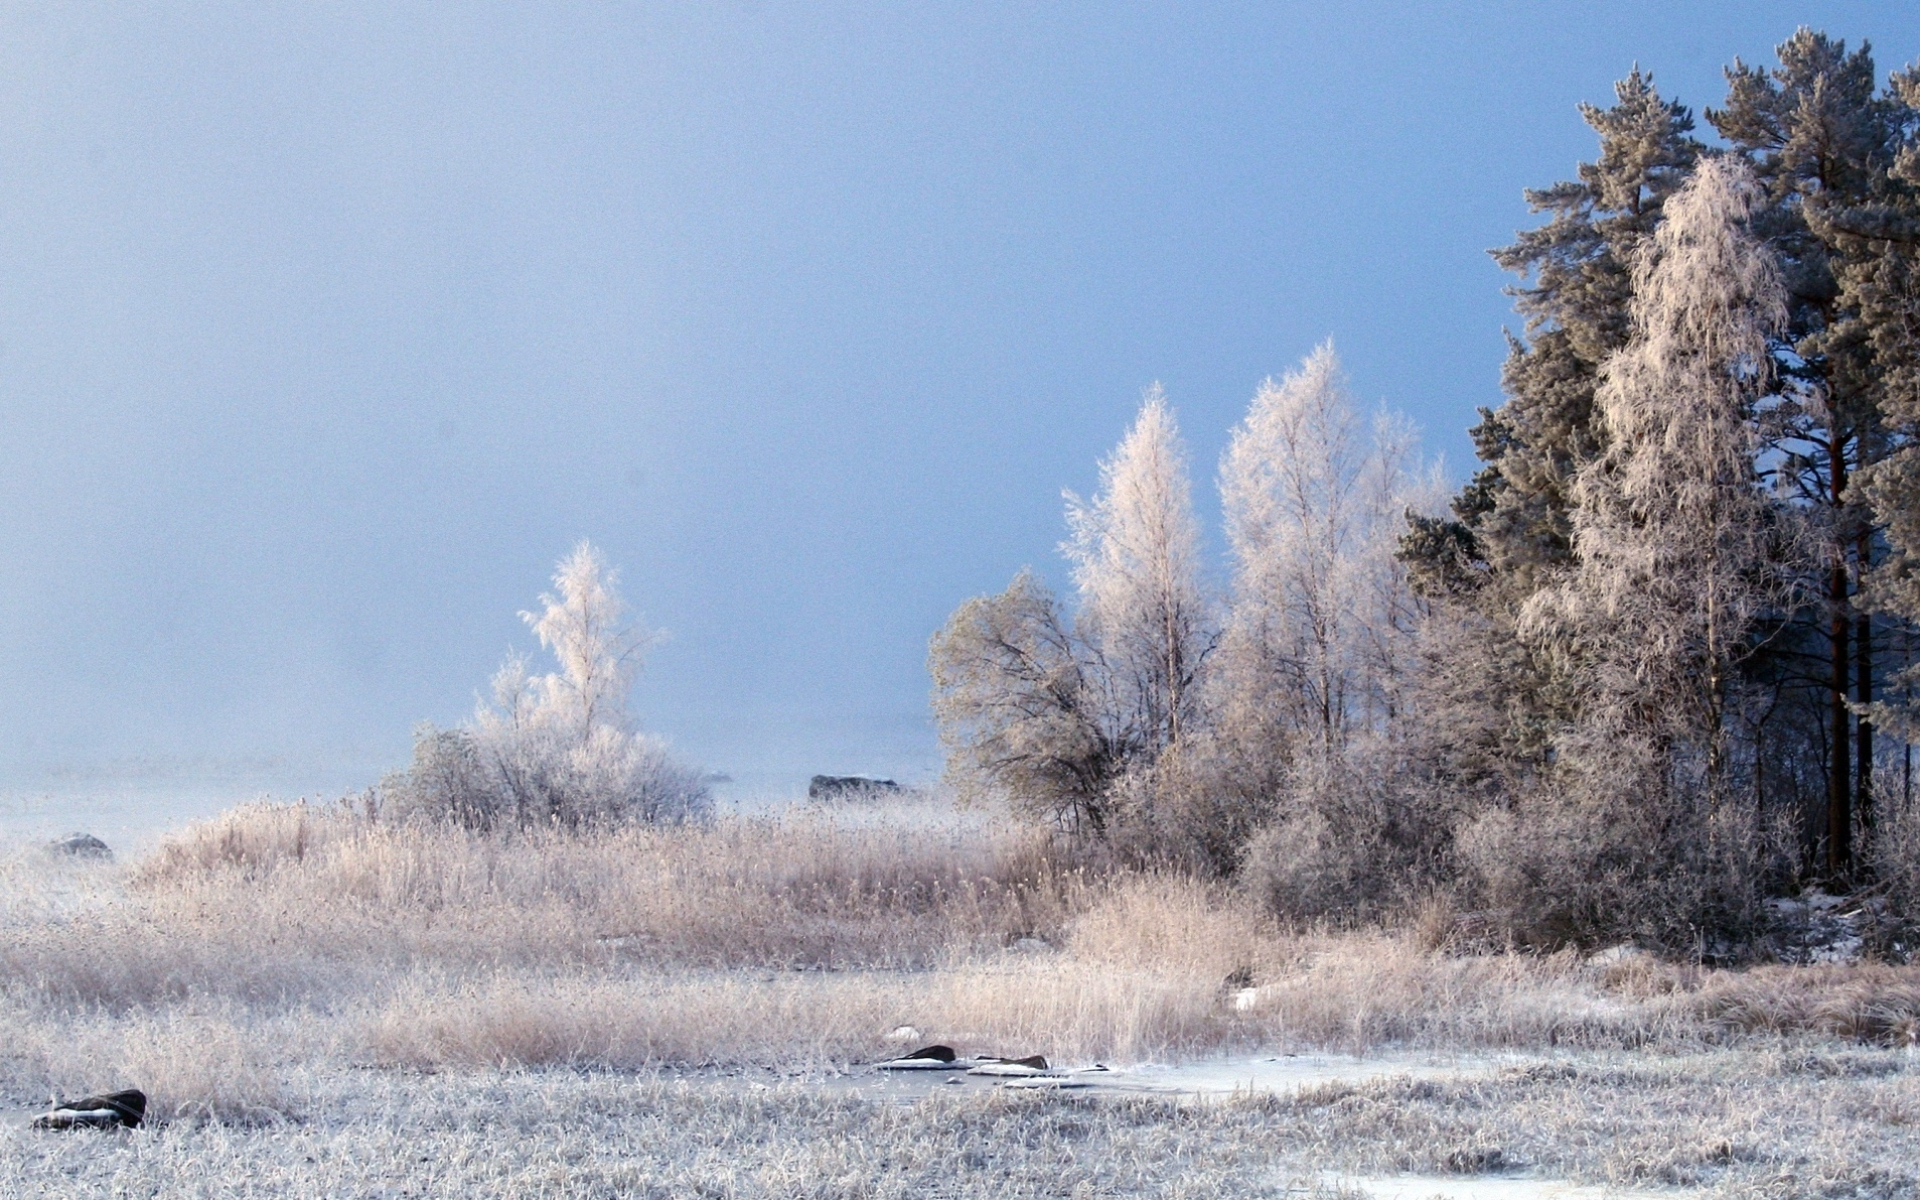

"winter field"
[6,793,1920,1198]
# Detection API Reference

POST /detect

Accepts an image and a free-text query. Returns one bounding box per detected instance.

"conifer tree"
[1413,70,1700,599]
[1710,29,1910,874]
[1852,62,1920,767]
[1399,72,1702,786]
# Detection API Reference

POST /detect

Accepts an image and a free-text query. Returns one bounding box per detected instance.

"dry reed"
[7,799,1920,1125]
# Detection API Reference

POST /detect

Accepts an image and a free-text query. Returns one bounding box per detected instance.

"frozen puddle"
[820,1050,1519,1103]
[1044,1051,1503,1096]
[1323,1175,1663,1200]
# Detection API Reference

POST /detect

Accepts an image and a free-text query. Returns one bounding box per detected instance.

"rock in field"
[807,775,903,802]
[49,833,112,860]
[876,1044,966,1070]
[31,1089,146,1130]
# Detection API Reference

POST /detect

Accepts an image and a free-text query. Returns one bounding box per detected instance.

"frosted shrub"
[385,543,709,829]
[1454,733,1784,951]
[1869,790,1920,949]
[1240,743,1454,923]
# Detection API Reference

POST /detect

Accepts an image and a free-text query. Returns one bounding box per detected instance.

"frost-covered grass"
[6,799,1920,1193]
[6,1052,1920,1197]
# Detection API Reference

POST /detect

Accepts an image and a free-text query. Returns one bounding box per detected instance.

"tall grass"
[6,798,1920,1124]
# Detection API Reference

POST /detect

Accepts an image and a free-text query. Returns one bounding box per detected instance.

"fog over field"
[2,2,1914,816]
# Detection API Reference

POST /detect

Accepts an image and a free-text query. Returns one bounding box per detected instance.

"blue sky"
[0,3,1914,793]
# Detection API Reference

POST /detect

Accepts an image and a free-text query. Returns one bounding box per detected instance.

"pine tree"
[1852,62,1920,776]
[1416,69,1700,598]
[1711,29,1912,873]
[1399,72,1702,788]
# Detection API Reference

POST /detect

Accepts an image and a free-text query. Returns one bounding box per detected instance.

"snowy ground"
[8,794,1920,1196]
[810,1050,1513,1103]
[5,1048,1919,1197]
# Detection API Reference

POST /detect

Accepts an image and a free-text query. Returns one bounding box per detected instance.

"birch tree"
[1214,344,1432,763]
[1063,387,1211,757]
[932,388,1210,840]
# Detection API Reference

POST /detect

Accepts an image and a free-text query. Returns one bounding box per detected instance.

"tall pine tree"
[1712,29,1913,875]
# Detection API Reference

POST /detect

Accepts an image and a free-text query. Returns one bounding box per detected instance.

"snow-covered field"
[5,796,1920,1197]
[6,1049,1920,1197]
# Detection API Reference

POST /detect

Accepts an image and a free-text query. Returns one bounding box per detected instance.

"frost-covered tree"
[928,569,1124,834]
[931,389,1210,840]
[1063,387,1211,757]
[1398,69,1703,789]
[520,542,653,741]
[385,542,709,829]
[1452,158,1802,944]
[1208,344,1445,907]
[1214,344,1432,765]
[1528,156,1790,774]
[1411,69,1701,601]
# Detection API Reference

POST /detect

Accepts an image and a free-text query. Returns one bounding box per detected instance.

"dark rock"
[901,1044,956,1063]
[876,1043,968,1071]
[807,775,903,802]
[50,833,112,860]
[967,1053,1053,1077]
[31,1089,145,1130]
[1442,1147,1507,1174]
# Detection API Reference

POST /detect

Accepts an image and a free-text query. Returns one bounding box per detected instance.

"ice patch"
[1323,1174,1664,1200]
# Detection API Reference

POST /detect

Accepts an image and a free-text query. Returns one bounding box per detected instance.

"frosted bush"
[385,543,709,829]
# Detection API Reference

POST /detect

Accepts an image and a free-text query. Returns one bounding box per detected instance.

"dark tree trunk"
[1828,561,1852,881]
[1857,603,1874,849]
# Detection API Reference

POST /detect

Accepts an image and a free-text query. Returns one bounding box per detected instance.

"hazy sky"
[1,3,1914,794]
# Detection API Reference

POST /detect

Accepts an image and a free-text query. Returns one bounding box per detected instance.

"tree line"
[931,29,1920,951]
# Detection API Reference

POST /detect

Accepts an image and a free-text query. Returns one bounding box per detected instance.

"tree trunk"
[1856,521,1875,854]
[1857,604,1874,847]
[1828,561,1852,881]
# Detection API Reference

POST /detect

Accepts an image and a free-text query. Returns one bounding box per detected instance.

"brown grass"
[8,799,1920,1122]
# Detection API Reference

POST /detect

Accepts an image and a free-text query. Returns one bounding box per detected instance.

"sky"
[0,2,1915,807]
